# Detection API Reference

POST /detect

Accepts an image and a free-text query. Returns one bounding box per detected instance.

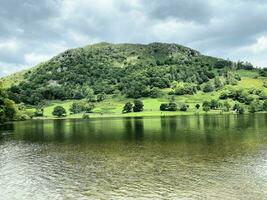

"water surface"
[0,114,267,199]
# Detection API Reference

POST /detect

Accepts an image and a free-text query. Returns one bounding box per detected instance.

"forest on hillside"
[1,43,267,122]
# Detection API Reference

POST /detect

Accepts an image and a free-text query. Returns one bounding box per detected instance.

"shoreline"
[30,110,267,121]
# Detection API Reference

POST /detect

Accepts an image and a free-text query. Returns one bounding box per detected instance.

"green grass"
[238,77,266,89]
[236,70,259,78]
[33,91,236,119]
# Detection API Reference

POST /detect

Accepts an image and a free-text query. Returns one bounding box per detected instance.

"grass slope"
[33,76,267,119]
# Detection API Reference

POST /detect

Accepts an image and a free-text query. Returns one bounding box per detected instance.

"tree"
[179,104,188,111]
[249,100,262,113]
[168,102,177,111]
[214,60,232,69]
[233,103,244,114]
[263,100,267,111]
[149,87,160,98]
[133,99,144,112]
[202,101,211,112]
[84,103,94,113]
[70,102,85,114]
[123,102,133,113]
[173,82,197,95]
[0,81,17,123]
[160,103,168,111]
[202,83,214,93]
[210,99,220,109]
[237,106,245,114]
[203,106,210,112]
[214,77,223,89]
[195,104,200,110]
[52,106,66,117]
[96,93,106,102]
[222,101,231,112]
[34,107,44,117]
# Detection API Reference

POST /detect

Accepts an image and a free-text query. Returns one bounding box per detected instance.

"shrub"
[70,102,85,114]
[168,102,177,111]
[237,106,245,114]
[179,104,188,111]
[203,106,210,112]
[249,101,263,113]
[123,102,133,113]
[160,103,169,111]
[84,103,94,113]
[233,103,245,114]
[202,83,214,93]
[52,106,66,117]
[82,113,90,119]
[195,104,200,109]
[202,101,211,112]
[149,87,161,98]
[214,77,223,89]
[263,100,267,111]
[210,99,220,109]
[222,101,231,112]
[96,93,106,102]
[34,108,44,117]
[133,99,144,112]
[173,82,197,95]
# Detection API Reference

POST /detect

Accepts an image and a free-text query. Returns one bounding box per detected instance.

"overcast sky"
[1,0,267,76]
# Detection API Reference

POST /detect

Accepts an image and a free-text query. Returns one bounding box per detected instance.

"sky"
[1,0,267,76]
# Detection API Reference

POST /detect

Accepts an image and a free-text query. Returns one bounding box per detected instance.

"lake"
[0,114,266,199]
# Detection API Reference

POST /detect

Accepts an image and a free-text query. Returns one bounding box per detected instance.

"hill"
[1,42,267,119]
[2,42,223,104]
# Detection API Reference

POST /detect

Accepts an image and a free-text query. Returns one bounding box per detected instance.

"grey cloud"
[0,0,267,76]
[142,0,213,23]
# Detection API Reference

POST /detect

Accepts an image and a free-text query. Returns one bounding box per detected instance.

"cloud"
[0,0,267,77]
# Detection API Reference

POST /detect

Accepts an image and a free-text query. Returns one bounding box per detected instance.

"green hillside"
[1,42,267,120]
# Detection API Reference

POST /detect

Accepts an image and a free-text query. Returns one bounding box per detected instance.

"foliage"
[179,103,188,111]
[123,102,133,113]
[214,60,232,69]
[202,83,214,93]
[6,43,222,105]
[34,107,44,117]
[52,106,66,117]
[70,101,94,114]
[210,99,220,109]
[219,87,254,105]
[236,61,254,70]
[133,99,144,112]
[233,103,245,114]
[222,101,231,112]
[168,102,178,111]
[160,103,169,111]
[0,81,17,123]
[248,100,263,113]
[96,93,106,102]
[195,104,200,109]
[263,100,267,111]
[82,113,90,119]
[171,82,197,95]
[160,102,178,111]
[214,77,223,89]
[259,68,267,77]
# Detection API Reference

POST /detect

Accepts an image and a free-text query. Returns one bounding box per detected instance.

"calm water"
[0,114,267,199]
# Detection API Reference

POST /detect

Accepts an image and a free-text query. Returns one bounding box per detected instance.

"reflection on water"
[0,114,267,199]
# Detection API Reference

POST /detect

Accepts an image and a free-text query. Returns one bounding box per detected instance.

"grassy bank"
[26,77,266,120]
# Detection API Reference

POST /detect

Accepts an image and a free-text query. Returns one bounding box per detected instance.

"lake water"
[0,114,267,199]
